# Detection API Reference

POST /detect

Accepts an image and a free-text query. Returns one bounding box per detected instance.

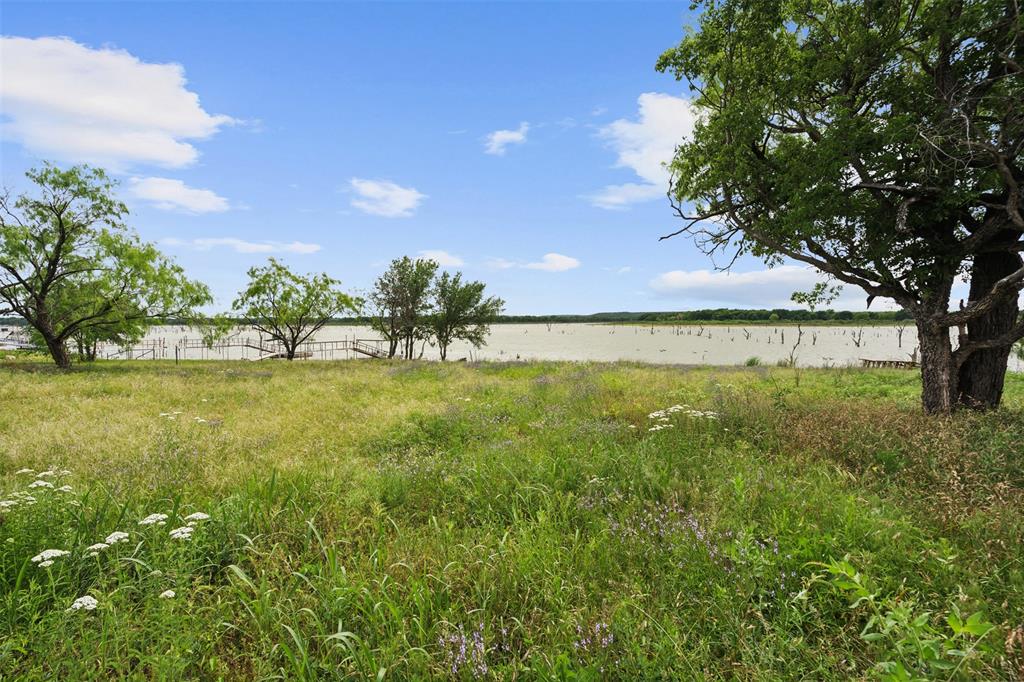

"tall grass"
[1,359,1022,679]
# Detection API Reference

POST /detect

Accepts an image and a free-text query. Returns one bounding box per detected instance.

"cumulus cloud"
[484,257,518,270]
[485,253,580,272]
[349,178,426,217]
[162,238,320,255]
[525,253,580,272]
[649,265,908,310]
[0,36,234,168]
[484,122,529,156]
[418,250,464,267]
[588,93,696,209]
[128,177,229,213]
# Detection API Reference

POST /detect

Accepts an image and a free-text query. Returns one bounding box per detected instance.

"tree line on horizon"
[0,164,503,366]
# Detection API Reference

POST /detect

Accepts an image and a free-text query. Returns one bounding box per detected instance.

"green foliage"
[0,163,211,367]
[193,313,236,349]
[429,271,504,360]
[792,282,844,312]
[820,558,997,680]
[657,0,1024,411]
[232,258,358,359]
[367,256,438,359]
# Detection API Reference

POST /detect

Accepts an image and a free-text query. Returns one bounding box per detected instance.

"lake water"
[117,323,1023,371]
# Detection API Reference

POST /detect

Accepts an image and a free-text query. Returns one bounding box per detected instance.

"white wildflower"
[158,589,176,599]
[56,485,73,493]
[85,543,109,557]
[36,470,56,478]
[138,513,168,526]
[168,526,194,540]
[28,480,54,489]
[183,512,209,523]
[0,500,17,510]
[105,531,130,544]
[67,595,98,611]
[14,468,35,475]
[38,560,54,568]
[31,549,70,563]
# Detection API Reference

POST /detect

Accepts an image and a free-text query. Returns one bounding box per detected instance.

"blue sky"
[1,1,872,314]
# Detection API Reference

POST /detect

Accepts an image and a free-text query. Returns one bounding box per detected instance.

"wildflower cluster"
[645,404,719,431]
[376,450,452,481]
[31,548,70,568]
[8,465,214,614]
[141,510,210,541]
[574,620,615,654]
[609,500,725,566]
[138,513,168,526]
[732,534,800,603]
[66,595,98,612]
[2,468,73,513]
[438,623,488,678]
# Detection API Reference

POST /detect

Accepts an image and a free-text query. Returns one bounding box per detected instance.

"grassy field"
[1,359,1022,680]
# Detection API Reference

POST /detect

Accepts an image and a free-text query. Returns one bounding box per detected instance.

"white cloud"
[589,182,665,210]
[588,93,696,209]
[418,250,464,267]
[0,36,234,169]
[524,253,581,272]
[128,177,229,213]
[485,254,581,272]
[349,178,426,218]
[485,257,518,270]
[162,238,320,255]
[484,122,529,156]
[649,265,909,310]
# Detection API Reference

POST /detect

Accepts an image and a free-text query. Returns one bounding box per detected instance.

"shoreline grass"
[1,360,1022,679]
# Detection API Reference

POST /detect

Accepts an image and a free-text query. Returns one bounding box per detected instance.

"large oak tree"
[658,0,1023,413]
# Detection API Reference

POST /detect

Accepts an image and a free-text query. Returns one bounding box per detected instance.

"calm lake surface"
[126,323,1024,371]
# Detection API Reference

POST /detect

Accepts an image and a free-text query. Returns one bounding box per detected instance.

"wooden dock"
[98,336,390,361]
[861,358,918,369]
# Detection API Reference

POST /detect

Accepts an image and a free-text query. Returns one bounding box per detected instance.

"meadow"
[1,358,1022,679]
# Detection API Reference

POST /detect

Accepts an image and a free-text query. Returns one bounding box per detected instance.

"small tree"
[367,256,437,359]
[232,258,358,360]
[0,164,211,368]
[429,271,504,360]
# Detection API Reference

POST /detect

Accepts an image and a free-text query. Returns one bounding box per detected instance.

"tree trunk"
[439,344,447,361]
[918,321,957,415]
[45,336,72,369]
[957,248,1022,409]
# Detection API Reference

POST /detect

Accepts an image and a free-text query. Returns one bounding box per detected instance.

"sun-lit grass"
[1,358,1022,679]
